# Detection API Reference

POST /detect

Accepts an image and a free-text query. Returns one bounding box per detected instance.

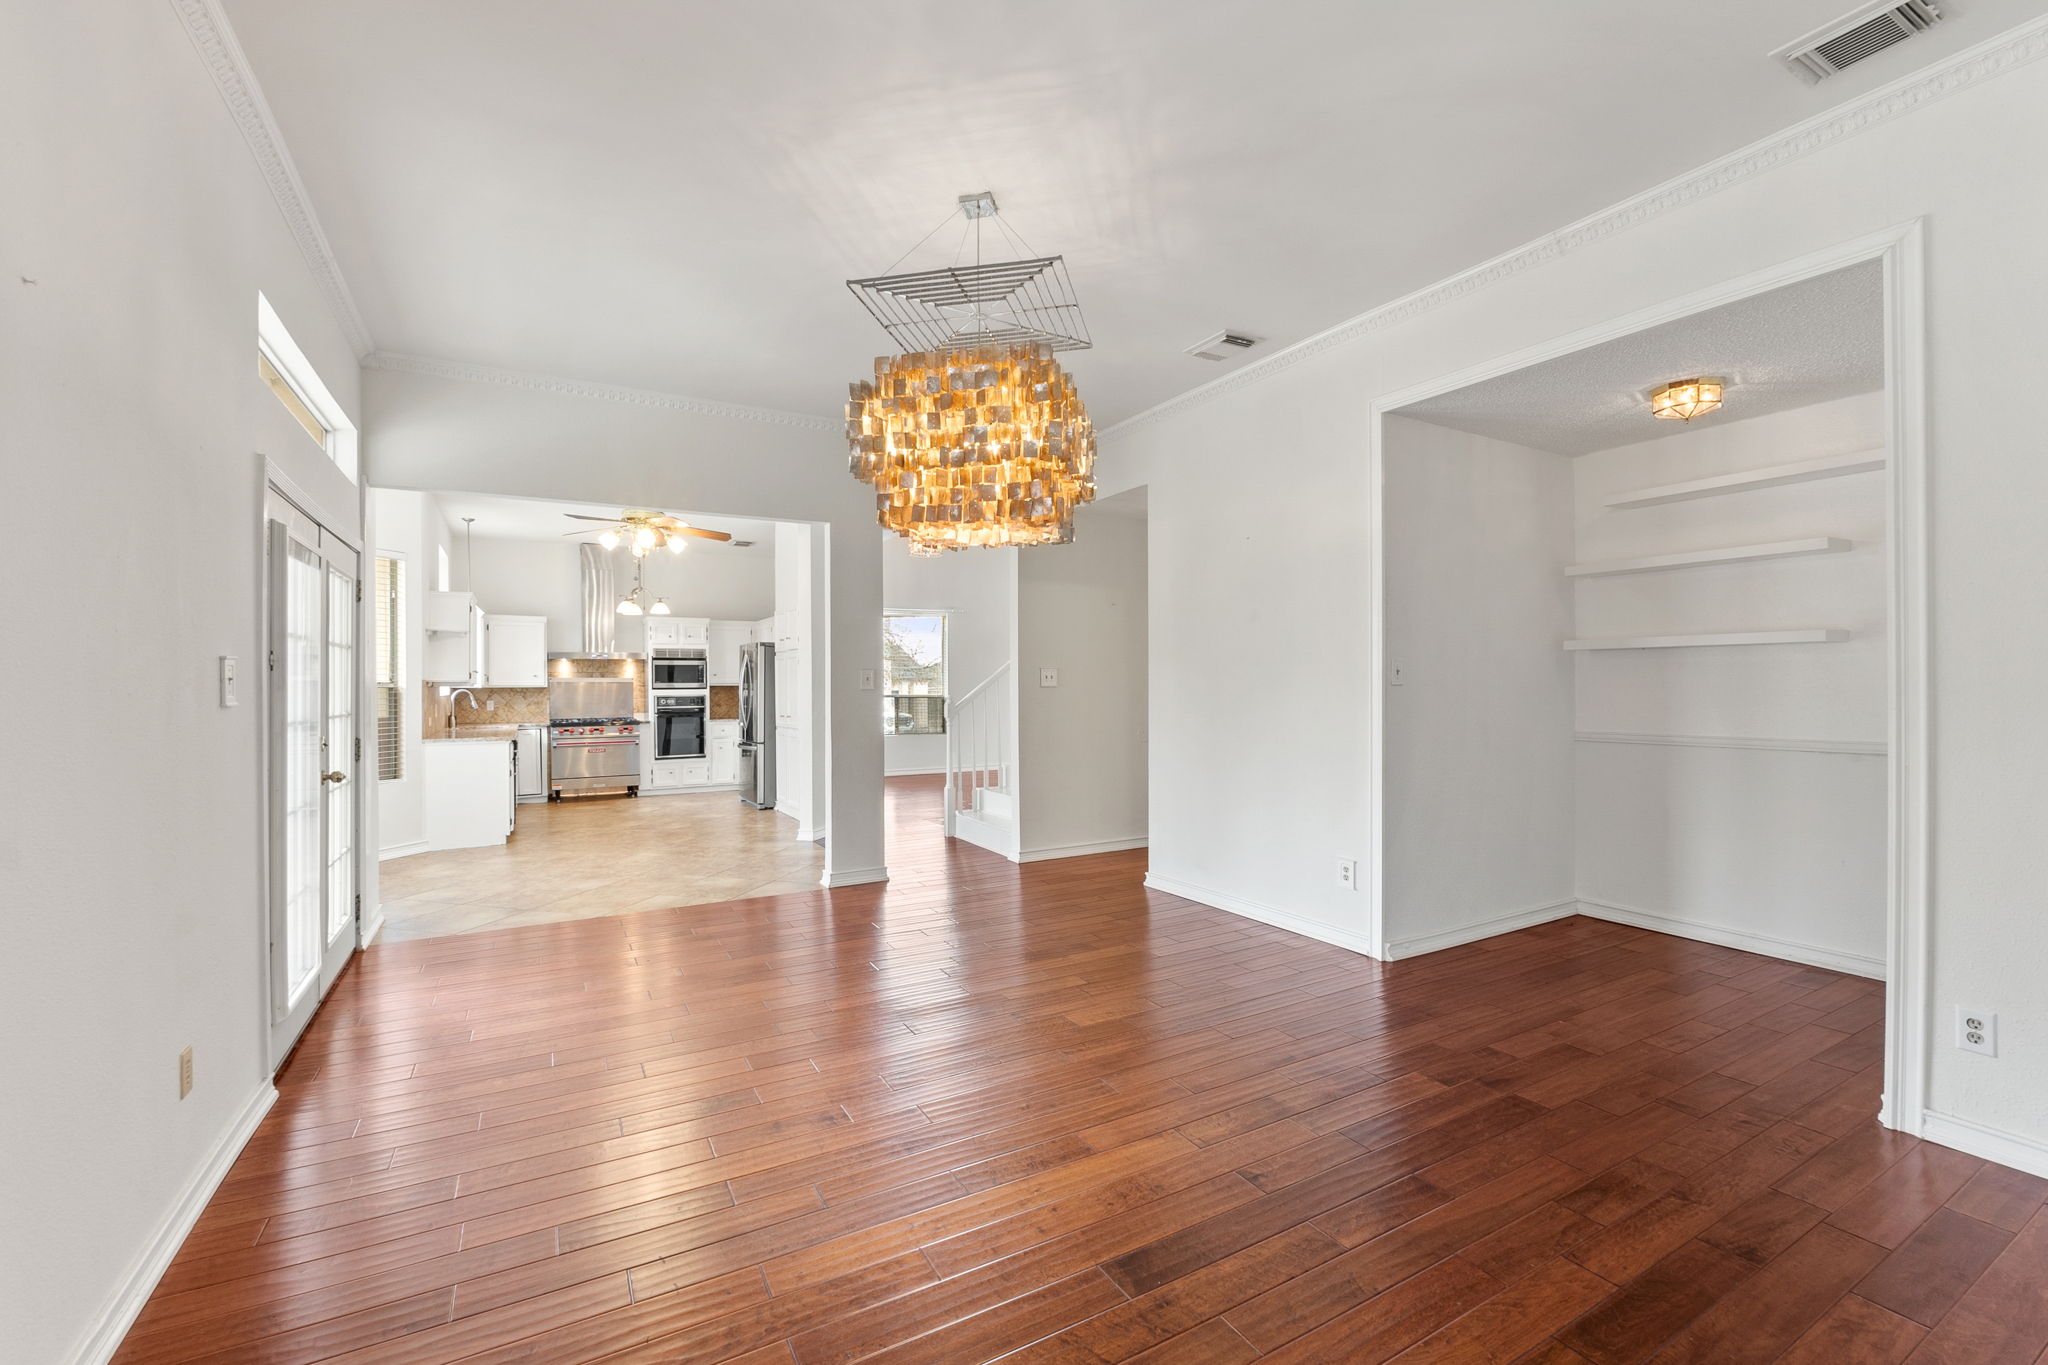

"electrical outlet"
[1337,858,1358,890]
[178,1045,194,1099]
[1956,1007,1998,1056]
[1039,667,1059,688]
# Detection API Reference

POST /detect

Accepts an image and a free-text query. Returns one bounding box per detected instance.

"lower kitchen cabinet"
[652,758,712,789]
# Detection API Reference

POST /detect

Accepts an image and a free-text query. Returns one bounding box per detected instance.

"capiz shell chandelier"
[848,343,1095,551]
[844,191,1096,551]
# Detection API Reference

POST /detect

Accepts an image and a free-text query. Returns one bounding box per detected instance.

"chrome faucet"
[446,688,479,730]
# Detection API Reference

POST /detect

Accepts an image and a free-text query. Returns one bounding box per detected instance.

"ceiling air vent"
[1186,330,1261,362]
[1772,1,1943,82]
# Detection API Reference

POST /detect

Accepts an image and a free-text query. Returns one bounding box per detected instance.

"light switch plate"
[1039,667,1059,688]
[219,655,238,707]
[859,669,877,690]
[1389,664,1405,686]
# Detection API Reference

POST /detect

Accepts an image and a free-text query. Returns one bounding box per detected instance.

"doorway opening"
[1367,225,1926,1133]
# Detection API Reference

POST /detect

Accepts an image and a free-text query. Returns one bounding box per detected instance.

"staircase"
[945,664,1016,856]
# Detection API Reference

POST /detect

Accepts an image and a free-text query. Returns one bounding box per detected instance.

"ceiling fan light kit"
[844,193,1098,552]
[566,509,732,556]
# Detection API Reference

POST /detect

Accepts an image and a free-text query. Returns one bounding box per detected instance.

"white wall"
[1573,394,1888,973]
[362,366,886,882]
[455,534,774,654]
[1381,417,1575,955]
[881,534,1018,775]
[0,7,365,1360]
[1109,30,2048,1156]
[1016,499,1150,858]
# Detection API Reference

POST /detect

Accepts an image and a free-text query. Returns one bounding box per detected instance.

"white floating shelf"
[1566,629,1849,651]
[1565,537,1850,578]
[1603,451,1885,509]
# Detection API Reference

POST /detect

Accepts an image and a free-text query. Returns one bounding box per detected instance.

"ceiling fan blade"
[671,526,733,541]
[563,513,620,523]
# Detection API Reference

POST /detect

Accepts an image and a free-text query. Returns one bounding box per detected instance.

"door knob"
[322,770,347,784]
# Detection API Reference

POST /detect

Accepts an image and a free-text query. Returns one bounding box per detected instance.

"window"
[883,612,947,735]
[374,555,405,780]
[259,350,329,451]
[256,292,358,481]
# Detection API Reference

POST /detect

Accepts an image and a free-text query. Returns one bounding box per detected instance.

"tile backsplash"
[421,658,647,737]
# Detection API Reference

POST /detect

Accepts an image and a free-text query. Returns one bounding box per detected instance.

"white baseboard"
[360,906,387,948]
[66,1082,277,1365]
[1919,1110,2048,1180]
[1016,835,1149,864]
[1384,898,1580,960]
[822,866,889,888]
[1142,872,1382,960]
[951,810,1019,860]
[1576,897,1885,980]
[884,764,948,777]
[378,840,428,861]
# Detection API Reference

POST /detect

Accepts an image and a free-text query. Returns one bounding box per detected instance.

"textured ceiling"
[219,1,2025,425]
[1395,259,1884,456]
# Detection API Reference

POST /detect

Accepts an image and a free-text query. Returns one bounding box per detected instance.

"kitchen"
[370,488,827,941]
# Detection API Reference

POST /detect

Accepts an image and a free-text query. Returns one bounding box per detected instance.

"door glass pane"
[325,563,356,942]
[284,539,323,1003]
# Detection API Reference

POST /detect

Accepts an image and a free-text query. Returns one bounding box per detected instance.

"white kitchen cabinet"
[424,593,485,685]
[421,738,515,850]
[708,719,740,785]
[774,646,802,727]
[484,614,548,687]
[707,621,752,685]
[645,618,680,648]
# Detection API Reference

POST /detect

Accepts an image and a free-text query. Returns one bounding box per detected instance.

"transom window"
[883,612,947,735]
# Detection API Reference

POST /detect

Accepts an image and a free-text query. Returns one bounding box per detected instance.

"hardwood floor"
[118,777,2048,1364]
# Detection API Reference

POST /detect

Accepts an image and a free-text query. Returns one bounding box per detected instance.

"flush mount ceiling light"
[1650,377,1725,422]
[564,509,731,557]
[843,192,1097,553]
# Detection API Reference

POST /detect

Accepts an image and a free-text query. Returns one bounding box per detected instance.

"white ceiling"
[221,1,2029,426]
[1396,259,1884,455]
[430,490,782,549]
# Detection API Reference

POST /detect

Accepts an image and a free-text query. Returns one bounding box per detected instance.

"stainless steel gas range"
[547,677,642,799]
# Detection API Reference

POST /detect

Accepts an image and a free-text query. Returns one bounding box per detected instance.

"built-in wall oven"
[654,690,708,760]
[651,648,708,690]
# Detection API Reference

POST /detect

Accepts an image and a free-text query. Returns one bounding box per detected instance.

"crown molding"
[170,0,374,357]
[1105,14,2048,442]
[362,350,842,432]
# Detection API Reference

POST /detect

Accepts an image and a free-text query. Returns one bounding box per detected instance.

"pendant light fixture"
[843,192,1096,552]
[615,555,649,616]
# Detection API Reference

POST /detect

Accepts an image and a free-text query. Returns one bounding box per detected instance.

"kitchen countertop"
[429,725,524,743]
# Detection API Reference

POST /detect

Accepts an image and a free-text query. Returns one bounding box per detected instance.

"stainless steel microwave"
[650,648,707,690]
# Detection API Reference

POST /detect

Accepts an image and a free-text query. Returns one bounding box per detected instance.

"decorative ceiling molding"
[170,0,374,357]
[1105,14,2048,443]
[362,350,842,433]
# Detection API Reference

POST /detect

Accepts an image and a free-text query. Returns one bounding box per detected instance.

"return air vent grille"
[1186,331,1261,362]
[1773,1,1942,82]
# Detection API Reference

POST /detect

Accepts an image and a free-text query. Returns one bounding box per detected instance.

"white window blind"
[374,556,405,780]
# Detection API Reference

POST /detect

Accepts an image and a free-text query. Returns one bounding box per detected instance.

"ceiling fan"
[563,509,732,557]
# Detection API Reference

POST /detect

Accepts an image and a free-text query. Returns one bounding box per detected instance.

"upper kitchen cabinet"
[707,621,754,685]
[424,590,485,685]
[646,617,708,649]
[483,614,548,687]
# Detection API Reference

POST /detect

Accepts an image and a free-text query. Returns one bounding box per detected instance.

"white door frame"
[262,460,370,1070]
[1362,220,1929,1133]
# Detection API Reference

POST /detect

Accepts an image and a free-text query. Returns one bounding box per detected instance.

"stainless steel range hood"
[547,543,628,660]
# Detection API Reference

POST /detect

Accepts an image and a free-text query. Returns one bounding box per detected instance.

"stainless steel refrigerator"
[737,641,776,809]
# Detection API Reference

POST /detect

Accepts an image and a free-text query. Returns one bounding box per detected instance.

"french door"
[266,491,361,1065]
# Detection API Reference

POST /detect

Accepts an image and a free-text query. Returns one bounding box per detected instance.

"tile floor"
[375,789,825,942]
